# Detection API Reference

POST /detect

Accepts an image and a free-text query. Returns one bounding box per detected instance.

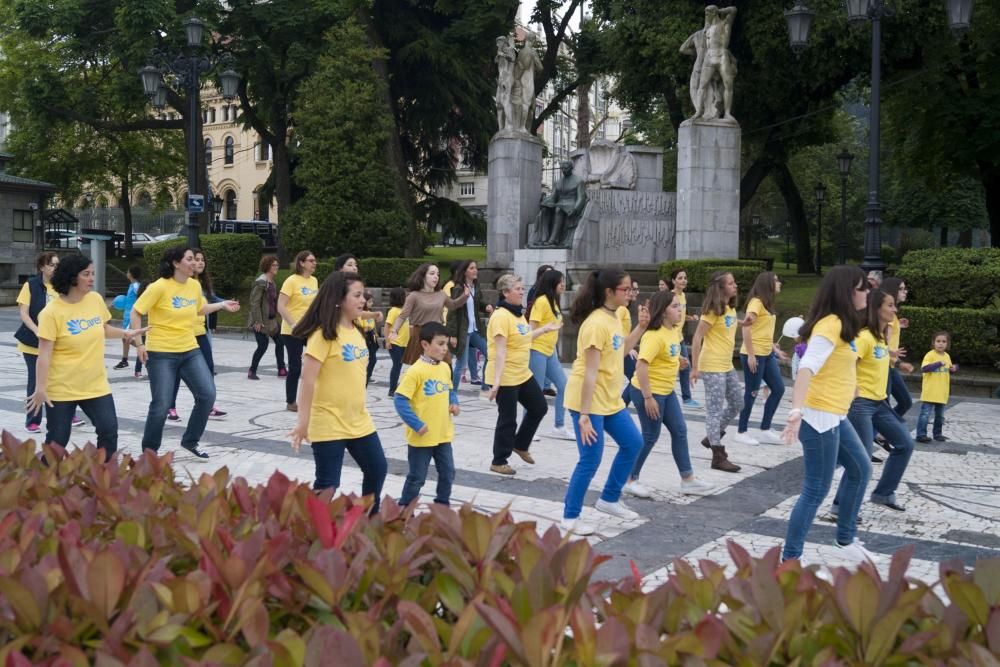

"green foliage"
[0,433,997,664]
[197,235,265,295]
[896,248,1000,310]
[900,306,1000,368]
[360,259,428,288]
[658,259,768,292]
[418,197,486,245]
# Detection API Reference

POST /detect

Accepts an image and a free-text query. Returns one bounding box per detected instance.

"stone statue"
[531,160,587,247]
[495,34,516,132]
[681,5,737,123]
[510,33,543,133]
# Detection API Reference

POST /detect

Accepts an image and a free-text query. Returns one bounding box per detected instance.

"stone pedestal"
[512,247,570,284]
[487,132,543,268]
[675,120,740,259]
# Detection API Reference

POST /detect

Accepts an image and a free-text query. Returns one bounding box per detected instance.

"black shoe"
[915,435,931,443]
[183,445,209,461]
[874,434,893,453]
[543,388,558,397]
[873,498,906,512]
[871,454,884,464]
[114,359,129,369]
[933,435,948,442]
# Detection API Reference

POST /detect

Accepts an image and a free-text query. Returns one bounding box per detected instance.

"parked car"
[44,230,79,249]
[209,220,278,247]
[153,232,181,242]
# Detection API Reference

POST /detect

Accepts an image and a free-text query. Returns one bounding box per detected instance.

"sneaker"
[549,426,576,441]
[756,429,785,445]
[209,408,227,419]
[388,391,395,398]
[871,496,906,512]
[594,498,640,520]
[134,372,144,379]
[835,539,881,565]
[623,480,653,498]
[26,423,40,434]
[874,434,893,452]
[532,434,541,442]
[286,403,298,413]
[543,388,558,397]
[683,398,702,408]
[113,359,129,370]
[732,432,760,446]
[933,435,948,442]
[822,509,864,526]
[277,368,288,377]
[870,454,883,464]
[71,416,86,427]
[915,435,931,443]
[247,370,260,380]
[560,518,595,536]
[182,445,210,461]
[680,477,716,496]
[167,409,180,422]
[490,463,516,475]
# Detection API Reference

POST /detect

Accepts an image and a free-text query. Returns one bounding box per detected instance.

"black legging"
[283,334,305,404]
[251,329,286,373]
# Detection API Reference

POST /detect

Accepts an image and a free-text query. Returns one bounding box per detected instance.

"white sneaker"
[623,480,653,498]
[756,429,785,445]
[732,432,760,446]
[680,477,715,496]
[560,518,595,536]
[532,434,541,442]
[594,498,640,520]
[835,539,881,565]
[549,426,576,441]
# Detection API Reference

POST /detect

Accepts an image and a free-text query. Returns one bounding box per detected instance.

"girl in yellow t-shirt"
[561,269,649,536]
[288,271,388,513]
[278,250,319,412]
[28,255,145,461]
[485,274,562,475]
[780,265,873,564]
[880,277,914,418]
[667,267,700,407]
[690,271,742,472]
[384,287,410,396]
[625,290,715,499]
[916,331,957,443]
[528,269,573,440]
[736,271,789,446]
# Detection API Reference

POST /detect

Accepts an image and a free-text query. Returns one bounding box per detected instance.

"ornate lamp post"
[814,182,826,274]
[139,18,240,248]
[783,0,974,277]
[836,149,855,264]
[213,194,223,223]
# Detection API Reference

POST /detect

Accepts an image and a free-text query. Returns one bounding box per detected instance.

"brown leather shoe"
[490,464,516,475]
[286,402,298,412]
[711,446,741,473]
[512,449,535,464]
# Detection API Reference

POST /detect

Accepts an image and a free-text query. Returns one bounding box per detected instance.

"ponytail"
[571,269,626,325]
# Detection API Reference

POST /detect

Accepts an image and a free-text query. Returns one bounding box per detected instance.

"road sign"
[187,194,205,213]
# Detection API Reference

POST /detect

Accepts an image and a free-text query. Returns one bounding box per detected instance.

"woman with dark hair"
[735,271,788,446]
[525,264,554,311]
[334,254,358,273]
[528,268,572,439]
[780,265,875,565]
[27,255,144,460]
[384,286,409,396]
[288,271,388,513]
[278,250,319,412]
[130,246,239,460]
[619,278,641,408]
[667,268,699,407]
[388,263,469,365]
[15,252,85,433]
[561,269,649,535]
[879,277,914,418]
[248,254,286,380]
[446,260,493,392]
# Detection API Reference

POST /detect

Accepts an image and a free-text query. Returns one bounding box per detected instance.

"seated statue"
[532,160,587,247]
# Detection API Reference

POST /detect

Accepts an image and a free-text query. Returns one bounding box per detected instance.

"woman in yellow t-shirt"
[384,287,410,396]
[735,272,789,446]
[278,250,319,412]
[27,255,144,461]
[528,269,573,440]
[561,269,649,536]
[879,277,914,418]
[667,267,700,407]
[690,271,742,472]
[288,271,387,513]
[485,274,561,475]
[780,265,873,564]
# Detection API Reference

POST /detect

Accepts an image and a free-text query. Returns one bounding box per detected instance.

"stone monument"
[530,160,587,247]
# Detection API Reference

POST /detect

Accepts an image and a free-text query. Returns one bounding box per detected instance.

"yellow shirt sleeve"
[132,278,161,315]
[16,282,31,306]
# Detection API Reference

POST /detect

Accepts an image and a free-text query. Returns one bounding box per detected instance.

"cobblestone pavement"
[1,330,997,584]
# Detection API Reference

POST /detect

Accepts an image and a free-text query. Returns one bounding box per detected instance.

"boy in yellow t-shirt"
[394,322,459,506]
[916,331,957,443]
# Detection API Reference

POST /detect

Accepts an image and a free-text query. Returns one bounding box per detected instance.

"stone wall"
[0,190,42,303]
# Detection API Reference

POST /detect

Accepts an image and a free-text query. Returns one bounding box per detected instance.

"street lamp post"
[751,213,761,257]
[139,18,240,249]
[814,183,826,274]
[213,194,223,224]
[783,0,974,278]
[785,220,791,270]
[836,149,855,264]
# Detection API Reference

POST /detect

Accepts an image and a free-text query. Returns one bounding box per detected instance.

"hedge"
[896,248,1000,310]
[140,234,263,294]
[899,305,1000,368]
[658,258,768,292]
[1,434,998,664]
[359,258,427,287]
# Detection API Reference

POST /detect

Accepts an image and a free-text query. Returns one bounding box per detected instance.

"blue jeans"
[529,349,567,428]
[400,443,455,506]
[738,353,785,432]
[917,402,946,438]
[621,354,637,407]
[388,345,406,395]
[563,409,643,520]
[844,398,914,504]
[172,334,215,408]
[628,386,692,479]
[283,334,305,404]
[888,367,913,417]
[23,352,43,427]
[782,418,871,560]
[142,348,216,452]
[678,343,692,401]
[468,330,489,388]
[46,393,118,461]
[312,431,388,513]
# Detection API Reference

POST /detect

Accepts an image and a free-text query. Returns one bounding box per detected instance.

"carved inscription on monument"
[591,189,676,250]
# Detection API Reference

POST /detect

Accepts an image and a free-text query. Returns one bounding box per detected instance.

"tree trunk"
[576,81,591,149]
[271,136,292,263]
[977,159,1000,248]
[740,157,772,210]
[120,174,133,258]
[772,161,814,274]
[939,226,948,247]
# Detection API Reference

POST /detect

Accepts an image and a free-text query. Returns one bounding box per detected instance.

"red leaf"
[695,614,726,658]
[305,494,336,549]
[629,560,642,587]
[486,643,507,667]
[333,505,367,550]
[5,651,33,667]
[265,471,291,518]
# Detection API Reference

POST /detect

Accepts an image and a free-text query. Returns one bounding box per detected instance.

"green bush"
[658,258,767,291]
[360,258,427,287]
[899,306,1000,367]
[140,234,263,294]
[0,434,996,664]
[897,248,1000,310]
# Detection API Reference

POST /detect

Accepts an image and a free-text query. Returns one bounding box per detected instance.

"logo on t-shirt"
[849,340,858,353]
[612,334,624,350]
[171,296,197,309]
[300,287,317,296]
[516,323,531,335]
[873,344,888,359]
[66,317,102,335]
[724,315,735,328]
[341,343,369,362]
[422,379,451,396]
[669,343,680,357]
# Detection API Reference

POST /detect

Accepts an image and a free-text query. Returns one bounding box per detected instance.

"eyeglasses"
[614,286,631,293]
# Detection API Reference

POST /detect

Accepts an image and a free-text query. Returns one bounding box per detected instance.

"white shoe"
[732,432,760,446]
[623,480,653,498]
[835,539,881,565]
[756,429,785,445]
[550,426,576,441]
[532,434,541,442]
[560,518,595,536]
[594,498,640,520]
[680,477,715,496]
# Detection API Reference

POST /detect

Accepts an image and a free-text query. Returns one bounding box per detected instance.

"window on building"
[224,190,237,219]
[257,139,270,161]
[136,191,153,208]
[459,182,475,197]
[205,138,213,169]
[209,107,216,124]
[13,210,34,243]
[224,136,234,165]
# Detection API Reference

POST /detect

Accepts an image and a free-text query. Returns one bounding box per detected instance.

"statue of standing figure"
[680,5,737,123]
[495,34,516,131]
[509,33,543,133]
[531,160,587,247]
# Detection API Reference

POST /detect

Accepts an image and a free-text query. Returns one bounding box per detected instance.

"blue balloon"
[112,294,127,311]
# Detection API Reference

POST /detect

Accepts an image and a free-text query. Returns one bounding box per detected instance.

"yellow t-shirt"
[36,292,113,402]
[617,306,632,337]
[675,291,687,321]
[529,295,561,357]
[920,350,952,404]
[279,274,319,335]
[739,297,776,357]
[395,359,455,447]
[888,314,901,351]
[855,329,891,401]
[565,309,626,415]
[16,280,58,355]
[385,306,410,349]
[804,315,857,415]
[485,308,533,386]
[630,325,682,395]
[698,306,737,372]
[441,280,454,323]
[133,277,204,353]
[304,325,376,442]
[193,285,210,337]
